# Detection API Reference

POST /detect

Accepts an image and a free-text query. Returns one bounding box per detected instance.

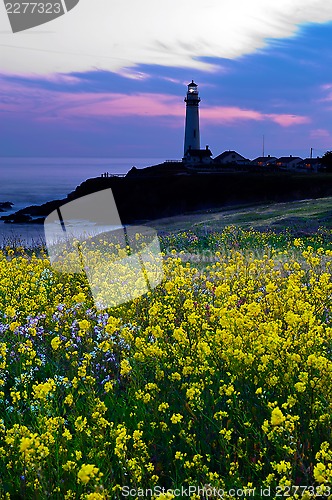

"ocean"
[0,157,167,244]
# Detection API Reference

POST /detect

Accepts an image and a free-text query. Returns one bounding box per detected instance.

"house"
[275,156,303,170]
[214,150,249,165]
[297,157,322,172]
[183,145,213,164]
[251,155,277,167]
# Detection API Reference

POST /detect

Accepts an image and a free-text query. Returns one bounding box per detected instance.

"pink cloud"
[310,128,330,138]
[61,93,184,118]
[317,83,332,102]
[321,83,332,91]
[202,106,263,122]
[0,80,310,128]
[266,113,310,127]
[308,129,332,149]
[201,106,310,127]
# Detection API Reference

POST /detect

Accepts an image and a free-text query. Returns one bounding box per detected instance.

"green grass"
[149,197,332,235]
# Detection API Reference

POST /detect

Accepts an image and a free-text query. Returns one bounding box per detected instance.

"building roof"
[252,156,277,163]
[185,148,212,157]
[277,156,302,163]
[214,150,246,161]
[301,157,322,164]
[188,80,197,87]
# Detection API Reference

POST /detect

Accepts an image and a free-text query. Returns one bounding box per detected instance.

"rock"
[0,201,14,212]
[1,199,65,223]
[3,213,32,223]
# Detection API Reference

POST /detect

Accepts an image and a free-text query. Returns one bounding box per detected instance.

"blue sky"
[1,0,332,159]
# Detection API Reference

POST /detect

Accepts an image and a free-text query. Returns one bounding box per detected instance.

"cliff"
[2,163,332,225]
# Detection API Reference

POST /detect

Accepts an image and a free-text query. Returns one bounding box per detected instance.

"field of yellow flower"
[0,226,332,499]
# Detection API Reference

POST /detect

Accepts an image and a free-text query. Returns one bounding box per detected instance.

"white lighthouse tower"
[184,80,200,156]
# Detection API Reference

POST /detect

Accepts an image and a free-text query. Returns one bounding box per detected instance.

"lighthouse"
[184,80,201,156]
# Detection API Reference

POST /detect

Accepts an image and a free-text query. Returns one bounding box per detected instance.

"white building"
[184,80,201,156]
[183,81,213,165]
[251,155,277,167]
[183,145,213,164]
[275,156,303,170]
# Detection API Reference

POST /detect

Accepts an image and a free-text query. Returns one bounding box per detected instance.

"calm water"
[0,157,167,244]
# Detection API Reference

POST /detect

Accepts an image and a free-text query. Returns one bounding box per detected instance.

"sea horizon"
[0,156,171,209]
[0,156,172,243]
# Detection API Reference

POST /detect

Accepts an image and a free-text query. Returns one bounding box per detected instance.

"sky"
[1,0,332,160]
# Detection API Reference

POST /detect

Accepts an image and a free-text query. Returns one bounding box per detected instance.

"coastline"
[4,168,332,225]
[3,194,332,246]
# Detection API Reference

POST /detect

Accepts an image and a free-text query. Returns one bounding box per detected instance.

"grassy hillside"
[149,197,332,236]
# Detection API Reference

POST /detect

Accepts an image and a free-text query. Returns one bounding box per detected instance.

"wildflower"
[77,463,99,484]
[20,437,33,453]
[51,337,61,350]
[104,381,114,393]
[10,390,21,403]
[120,359,132,376]
[32,379,56,400]
[62,461,76,471]
[78,320,90,331]
[294,382,306,393]
[314,463,326,483]
[74,292,86,303]
[158,402,169,412]
[5,306,15,318]
[63,429,72,440]
[271,407,285,426]
[9,321,20,332]
[170,414,183,424]
[75,416,88,432]
[64,394,74,406]
[273,461,291,474]
[105,316,121,334]
[86,494,107,500]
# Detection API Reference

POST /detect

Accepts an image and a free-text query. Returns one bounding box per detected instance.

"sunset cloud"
[319,84,332,102]
[202,107,310,127]
[266,114,310,127]
[0,0,332,76]
[310,128,330,138]
[0,80,310,128]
